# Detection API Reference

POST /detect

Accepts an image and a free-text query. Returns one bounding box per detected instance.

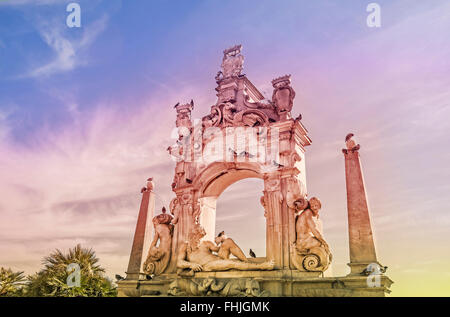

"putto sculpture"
[118,45,392,297]
[291,197,332,272]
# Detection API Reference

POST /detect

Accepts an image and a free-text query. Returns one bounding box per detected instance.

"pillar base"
[125,272,151,281]
[117,270,393,297]
[347,261,383,276]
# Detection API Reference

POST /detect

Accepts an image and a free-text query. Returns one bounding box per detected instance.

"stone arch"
[193,162,265,242]
[166,47,313,271]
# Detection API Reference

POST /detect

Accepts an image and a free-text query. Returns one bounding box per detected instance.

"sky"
[0,0,449,296]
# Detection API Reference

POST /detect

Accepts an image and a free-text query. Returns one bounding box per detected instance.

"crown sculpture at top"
[174,44,299,132]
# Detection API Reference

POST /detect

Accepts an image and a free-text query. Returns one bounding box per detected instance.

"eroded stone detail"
[286,177,307,212]
[167,278,269,297]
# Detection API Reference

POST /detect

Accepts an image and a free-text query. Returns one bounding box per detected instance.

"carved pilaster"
[263,174,285,268]
[168,189,196,272]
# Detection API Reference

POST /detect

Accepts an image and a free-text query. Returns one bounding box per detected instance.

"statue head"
[214,231,226,245]
[152,209,173,227]
[188,223,206,248]
[308,197,322,215]
[244,279,260,297]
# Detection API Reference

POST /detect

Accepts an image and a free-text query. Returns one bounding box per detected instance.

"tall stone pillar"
[263,175,286,269]
[168,190,195,272]
[343,134,379,275]
[125,179,155,280]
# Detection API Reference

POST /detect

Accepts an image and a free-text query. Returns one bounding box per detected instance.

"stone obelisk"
[343,134,380,275]
[125,178,155,280]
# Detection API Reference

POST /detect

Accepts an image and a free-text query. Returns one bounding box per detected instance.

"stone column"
[343,135,379,275]
[168,189,195,272]
[125,184,155,280]
[264,175,286,269]
[198,196,217,242]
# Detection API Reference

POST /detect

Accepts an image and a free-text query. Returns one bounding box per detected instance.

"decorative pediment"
[202,102,270,128]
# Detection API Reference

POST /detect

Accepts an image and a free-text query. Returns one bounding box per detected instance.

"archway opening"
[214,178,266,258]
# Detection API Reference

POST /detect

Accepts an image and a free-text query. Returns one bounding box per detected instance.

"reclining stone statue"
[177,224,274,276]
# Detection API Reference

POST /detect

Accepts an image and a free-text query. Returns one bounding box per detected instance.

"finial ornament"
[342,133,361,154]
[220,44,244,79]
[174,101,194,128]
[271,74,291,88]
[141,177,154,193]
[271,74,295,120]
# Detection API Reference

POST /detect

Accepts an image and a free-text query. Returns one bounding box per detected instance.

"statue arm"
[176,244,191,269]
[306,213,326,245]
[150,231,160,249]
[205,241,220,252]
[176,244,203,271]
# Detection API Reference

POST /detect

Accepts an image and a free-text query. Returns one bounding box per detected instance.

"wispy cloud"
[26,15,108,78]
[0,83,200,276]
[0,0,63,6]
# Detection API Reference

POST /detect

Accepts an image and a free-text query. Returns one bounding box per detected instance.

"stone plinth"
[117,271,393,297]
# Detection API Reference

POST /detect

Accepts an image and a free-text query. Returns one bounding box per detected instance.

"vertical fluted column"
[343,134,379,275]
[126,184,155,280]
[264,175,286,269]
[168,190,195,272]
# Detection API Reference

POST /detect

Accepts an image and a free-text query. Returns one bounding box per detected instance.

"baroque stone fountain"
[117,45,393,297]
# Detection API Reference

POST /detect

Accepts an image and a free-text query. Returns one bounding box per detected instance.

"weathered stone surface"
[117,272,393,297]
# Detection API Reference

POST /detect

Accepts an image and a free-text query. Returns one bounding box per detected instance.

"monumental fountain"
[117,45,393,297]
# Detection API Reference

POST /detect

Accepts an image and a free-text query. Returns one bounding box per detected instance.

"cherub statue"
[291,197,332,272]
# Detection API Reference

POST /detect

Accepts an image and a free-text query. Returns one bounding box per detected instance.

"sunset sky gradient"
[1,0,449,296]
